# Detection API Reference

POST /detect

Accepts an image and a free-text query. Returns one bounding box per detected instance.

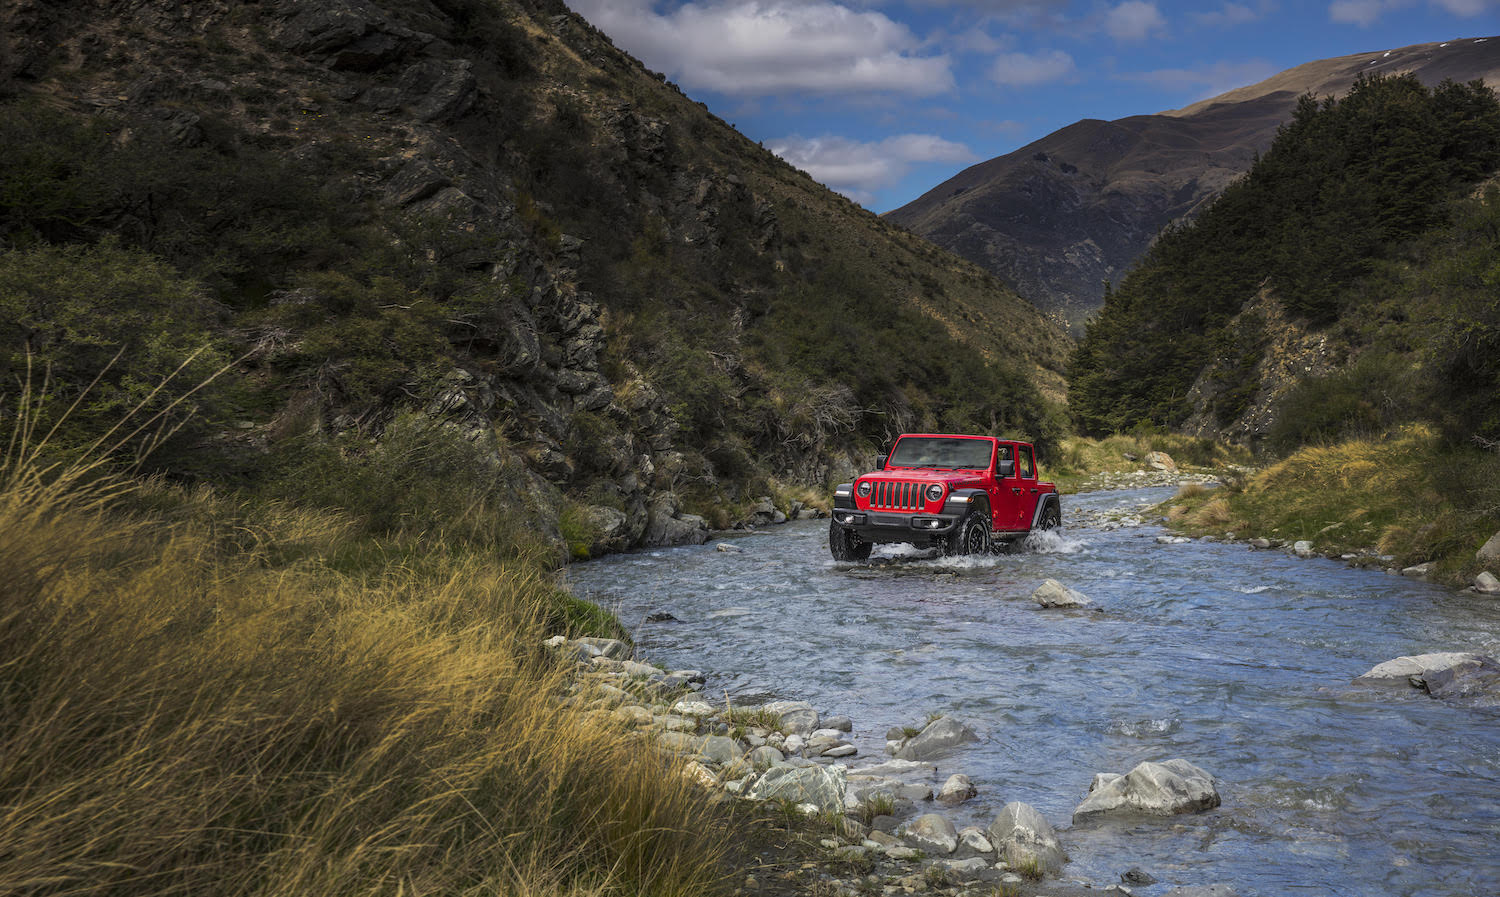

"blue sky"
[565,0,1499,211]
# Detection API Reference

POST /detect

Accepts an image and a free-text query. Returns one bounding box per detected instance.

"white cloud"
[1329,0,1393,24]
[768,133,976,203]
[1432,0,1493,14]
[1327,0,1497,24]
[568,0,954,96]
[1120,59,1279,99]
[988,49,1076,86]
[1190,2,1273,27]
[1104,1,1167,41]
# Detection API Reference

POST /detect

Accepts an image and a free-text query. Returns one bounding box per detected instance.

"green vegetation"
[0,396,735,897]
[1070,74,1500,437]
[1164,425,1500,586]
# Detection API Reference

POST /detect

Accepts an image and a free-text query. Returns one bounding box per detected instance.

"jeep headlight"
[925,484,945,502]
[857,481,872,497]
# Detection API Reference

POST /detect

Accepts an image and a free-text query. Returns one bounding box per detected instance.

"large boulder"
[1357,652,1500,708]
[985,802,1066,875]
[762,700,820,736]
[1356,652,1500,683]
[1477,531,1500,566]
[1032,579,1093,608]
[902,813,959,855]
[1145,451,1178,472]
[746,764,847,814]
[890,715,979,760]
[1073,759,1220,822]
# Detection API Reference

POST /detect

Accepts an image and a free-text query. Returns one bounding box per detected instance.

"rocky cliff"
[887,37,1500,329]
[0,0,1070,558]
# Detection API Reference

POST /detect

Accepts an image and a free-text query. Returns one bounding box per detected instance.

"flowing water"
[564,487,1500,896]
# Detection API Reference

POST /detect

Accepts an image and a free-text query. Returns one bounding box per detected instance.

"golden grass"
[0,394,740,896]
[1160,424,1500,584]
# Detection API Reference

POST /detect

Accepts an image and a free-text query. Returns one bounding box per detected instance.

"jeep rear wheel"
[948,513,992,556]
[828,519,873,562]
[1038,501,1061,531]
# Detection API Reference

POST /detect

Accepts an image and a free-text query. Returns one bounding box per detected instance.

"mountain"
[1066,72,1500,451]
[0,0,1070,558]
[886,37,1500,329]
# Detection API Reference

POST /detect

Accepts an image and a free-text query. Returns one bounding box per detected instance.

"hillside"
[886,37,1500,328]
[0,0,1070,557]
[1068,73,1500,455]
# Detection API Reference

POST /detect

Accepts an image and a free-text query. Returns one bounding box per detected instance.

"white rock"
[763,700,820,735]
[937,774,978,805]
[1356,652,1497,682]
[1474,571,1500,594]
[902,813,958,855]
[890,715,979,760]
[986,802,1066,874]
[672,700,717,717]
[1401,562,1435,577]
[1293,540,1315,558]
[957,826,993,854]
[1073,759,1220,821]
[1032,578,1093,608]
[1145,451,1178,472]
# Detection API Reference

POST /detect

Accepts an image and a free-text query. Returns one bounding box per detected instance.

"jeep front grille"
[870,480,924,511]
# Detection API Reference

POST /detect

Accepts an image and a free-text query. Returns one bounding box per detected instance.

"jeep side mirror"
[875,454,888,471]
[998,459,1015,477]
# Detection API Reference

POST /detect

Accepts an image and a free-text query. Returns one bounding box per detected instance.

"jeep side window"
[1019,446,1035,479]
[996,445,1014,477]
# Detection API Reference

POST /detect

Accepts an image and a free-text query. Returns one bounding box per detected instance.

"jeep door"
[994,443,1025,530]
[1015,444,1042,527]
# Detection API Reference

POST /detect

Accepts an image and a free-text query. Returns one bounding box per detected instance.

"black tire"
[828,519,873,562]
[948,512,992,556]
[1038,500,1061,531]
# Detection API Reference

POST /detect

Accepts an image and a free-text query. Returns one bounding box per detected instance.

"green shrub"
[0,239,230,460]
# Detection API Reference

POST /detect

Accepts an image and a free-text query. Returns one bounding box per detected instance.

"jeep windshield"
[887,437,993,470]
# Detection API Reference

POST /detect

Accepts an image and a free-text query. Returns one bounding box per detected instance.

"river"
[563,486,1500,896]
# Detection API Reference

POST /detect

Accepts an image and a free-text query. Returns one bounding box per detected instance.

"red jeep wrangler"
[828,433,1060,561]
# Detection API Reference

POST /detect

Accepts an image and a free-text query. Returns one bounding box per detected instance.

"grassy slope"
[0,403,755,896]
[1162,426,1500,586]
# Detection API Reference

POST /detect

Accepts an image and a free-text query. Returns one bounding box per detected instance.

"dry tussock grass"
[0,388,738,897]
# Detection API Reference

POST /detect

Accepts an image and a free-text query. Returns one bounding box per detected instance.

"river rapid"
[564,487,1500,896]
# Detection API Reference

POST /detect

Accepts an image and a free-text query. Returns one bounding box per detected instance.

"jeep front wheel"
[828,519,873,562]
[949,513,992,556]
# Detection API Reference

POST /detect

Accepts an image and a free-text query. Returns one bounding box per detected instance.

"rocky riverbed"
[547,632,1239,897]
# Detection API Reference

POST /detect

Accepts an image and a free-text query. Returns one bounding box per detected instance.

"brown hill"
[0,0,1069,556]
[886,37,1500,329]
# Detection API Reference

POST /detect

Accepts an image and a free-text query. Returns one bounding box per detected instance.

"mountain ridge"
[887,36,1500,329]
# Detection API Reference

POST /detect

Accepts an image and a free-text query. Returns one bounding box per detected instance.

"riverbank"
[545,630,1221,897]
[1156,425,1500,593]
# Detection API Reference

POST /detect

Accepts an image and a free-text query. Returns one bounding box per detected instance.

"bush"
[0,239,230,461]
[267,414,531,551]
[1268,351,1418,453]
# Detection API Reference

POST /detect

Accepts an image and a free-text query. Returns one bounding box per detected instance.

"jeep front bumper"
[831,484,980,546]
[829,508,963,545]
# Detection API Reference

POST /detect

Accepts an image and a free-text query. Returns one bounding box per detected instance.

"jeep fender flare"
[1031,494,1062,529]
[833,483,856,510]
[943,489,990,522]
